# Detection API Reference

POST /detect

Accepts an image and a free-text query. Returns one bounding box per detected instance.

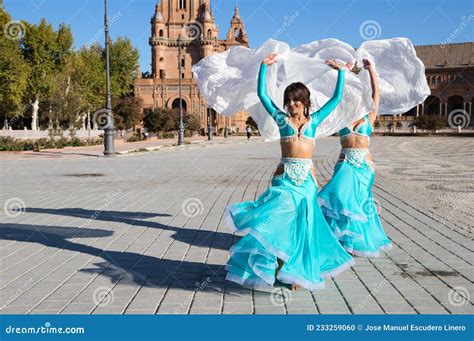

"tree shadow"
[0,223,249,296]
[24,207,236,251]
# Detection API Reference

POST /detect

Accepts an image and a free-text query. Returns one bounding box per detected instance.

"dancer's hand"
[262,53,278,66]
[326,59,352,71]
[363,59,374,70]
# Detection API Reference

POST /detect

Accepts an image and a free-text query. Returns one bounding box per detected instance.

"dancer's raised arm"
[364,59,380,125]
[311,60,351,126]
[258,53,281,119]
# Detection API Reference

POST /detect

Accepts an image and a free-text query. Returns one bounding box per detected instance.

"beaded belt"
[340,148,369,168]
[273,157,313,186]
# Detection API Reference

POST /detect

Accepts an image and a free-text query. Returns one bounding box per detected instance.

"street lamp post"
[223,117,228,138]
[177,35,184,145]
[207,108,213,140]
[103,0,115,156]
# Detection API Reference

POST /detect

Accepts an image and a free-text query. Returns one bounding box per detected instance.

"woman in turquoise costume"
[318,59,393,257]
[224,53,355,290]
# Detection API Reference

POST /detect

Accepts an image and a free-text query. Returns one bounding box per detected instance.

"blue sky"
[5,0,474,72]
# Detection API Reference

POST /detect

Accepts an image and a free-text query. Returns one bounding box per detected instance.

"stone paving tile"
[124,309,156,314]
[222,302,253,314]
[254,306,286,314]
[287,308,318,314]
[1,137,472,315]
[189,308,222,315]
[317,304,352,314]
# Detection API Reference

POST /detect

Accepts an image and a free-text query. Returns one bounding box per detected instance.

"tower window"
[160,69,165,78]
[181,58,185,67]
[159,29,164,37]
[179,0,186,10]
[182,73,185,79]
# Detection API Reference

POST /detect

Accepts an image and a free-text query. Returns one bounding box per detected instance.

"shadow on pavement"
[24,207,236,251]
[0,222,251,296]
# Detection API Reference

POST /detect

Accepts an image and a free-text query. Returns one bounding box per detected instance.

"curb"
[115,138,259,155]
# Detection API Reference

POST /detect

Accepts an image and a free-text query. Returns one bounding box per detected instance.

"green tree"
[21,19,73,130]
[415,115,446,132]
[113,96,143,131]
[144,108,200,135]
[49,53,86,130]
[73,45,105,117]
[109,37,139,99]
[0,8,30,128]
[143,108,169,134]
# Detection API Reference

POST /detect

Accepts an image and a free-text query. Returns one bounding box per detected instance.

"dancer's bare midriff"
[339,135,374,167]
[272,140,317,180]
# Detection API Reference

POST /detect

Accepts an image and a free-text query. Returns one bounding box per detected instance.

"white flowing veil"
[355,38,431,115]
[192,37,429,141]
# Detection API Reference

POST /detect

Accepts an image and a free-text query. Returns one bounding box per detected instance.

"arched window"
[179,0,186,10]
[207,29,212,38]
[172,98,187,112]
[423,96,441,115]
[159,29,164,37]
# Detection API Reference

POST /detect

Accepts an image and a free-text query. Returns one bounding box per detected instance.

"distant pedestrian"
[245,125,252,140]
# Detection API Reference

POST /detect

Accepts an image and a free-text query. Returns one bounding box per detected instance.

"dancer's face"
[287,100,304,116]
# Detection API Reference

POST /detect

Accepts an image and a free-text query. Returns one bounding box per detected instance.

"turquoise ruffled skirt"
[318,158,392,257]
[224,158,355,290]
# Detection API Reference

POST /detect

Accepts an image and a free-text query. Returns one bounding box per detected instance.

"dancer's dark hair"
[283,82,311,118]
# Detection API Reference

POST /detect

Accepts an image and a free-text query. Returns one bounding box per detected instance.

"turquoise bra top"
[257,63,346,143]
[339,114,373,141]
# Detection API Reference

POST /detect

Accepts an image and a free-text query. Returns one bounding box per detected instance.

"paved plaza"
[0,136,472,315]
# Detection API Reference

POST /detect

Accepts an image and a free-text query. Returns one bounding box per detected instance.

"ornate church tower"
[225,4,248,46]
[135,1,250,133]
